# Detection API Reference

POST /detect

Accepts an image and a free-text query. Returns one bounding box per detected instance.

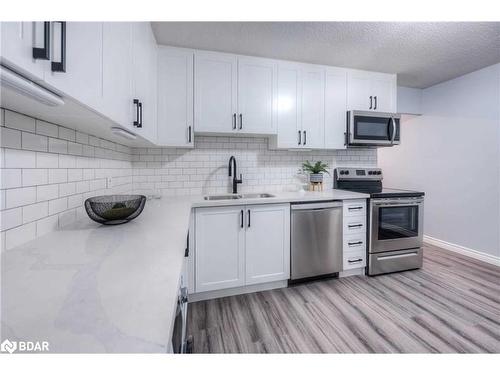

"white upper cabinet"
[237,56,277,134]
[324,67,347,149]
[274,62,302,148]
[245,204,290,285]
[301,65,325,149]
[347,69,397,112]
[101,22,133,130]
[157,46,194,147]
[194,51,238,133]
[43,22,103,111]
[1,22,48,80]
[131,22,158,143]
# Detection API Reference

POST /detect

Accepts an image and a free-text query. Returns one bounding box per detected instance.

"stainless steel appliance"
[334,167,424,276]
[291,201,343,281]
[347,110,401,147]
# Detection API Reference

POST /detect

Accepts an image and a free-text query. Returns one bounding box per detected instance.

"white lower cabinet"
[342,199,367,273]
[194,204,290,293]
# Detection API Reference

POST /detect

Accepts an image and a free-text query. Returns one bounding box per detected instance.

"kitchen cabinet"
[0,22,48,80]
[157,46,194,147]
[245,204,290,285]
[194,52,277,135]
[101,22,134,131]
[43,22,103,111]
[194,51,238,133]
[237,56,277,134]
[324,67,348,149]
[194,203,290,293]
[347,70,397,112]
[195,206,245,292]
[342,199,367,273]
[300,65,325,148]
[131,22,158,142]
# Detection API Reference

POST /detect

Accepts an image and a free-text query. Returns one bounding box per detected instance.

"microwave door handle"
[391,117,396,143]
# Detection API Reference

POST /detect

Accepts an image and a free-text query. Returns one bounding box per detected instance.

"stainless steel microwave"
[346,110,401,147]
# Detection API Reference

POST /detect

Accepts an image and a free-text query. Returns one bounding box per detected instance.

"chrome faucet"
[228,156,243,194]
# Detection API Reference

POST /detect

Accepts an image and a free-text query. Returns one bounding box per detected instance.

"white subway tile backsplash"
[48,197,68,215]
[4,149,36,168]
[22,201,48,223]
[36,215,59,237]
[1,207,22,231]
[59,182,76,197]
[36,184,59,201]
[5,186,37,208]
[1,169,22,189]
[1,127,22,148]
[36,120,59,137]
[4,111,36,132]
[75,132,89,145]
[48,169,67,184]
[22,132,48,152]
[22,169,48,186]
[59,154,76,168]
[48,138,68,154]
[58,127,76,142]
[36,152,59,168]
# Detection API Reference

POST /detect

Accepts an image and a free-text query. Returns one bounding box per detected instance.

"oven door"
[370,197,423,253]
[348,111,400,146]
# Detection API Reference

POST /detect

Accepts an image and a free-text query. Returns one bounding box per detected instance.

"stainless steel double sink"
[203,193,275,201]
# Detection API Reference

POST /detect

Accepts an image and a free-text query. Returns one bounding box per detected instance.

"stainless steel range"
[334,167,425,276]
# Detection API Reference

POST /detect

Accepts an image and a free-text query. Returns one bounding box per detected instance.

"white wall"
[397,86,423,115]
[379,63,500,259]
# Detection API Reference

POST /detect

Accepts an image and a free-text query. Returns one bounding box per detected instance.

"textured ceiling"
[151,22,500,88]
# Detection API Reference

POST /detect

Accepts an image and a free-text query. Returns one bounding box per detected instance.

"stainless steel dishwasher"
[291,201,343,281]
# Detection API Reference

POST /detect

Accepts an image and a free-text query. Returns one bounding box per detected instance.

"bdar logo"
[1,339,17,354]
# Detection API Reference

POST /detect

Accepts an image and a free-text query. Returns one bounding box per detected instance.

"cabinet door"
[347,70,372,111]
[157,47,194,147]
[0,22,47,80]
[301,66,325,148]
[237,56,277,134]
[324,68,347,149]
[195,206,245,292]
[43,22,103,110]
[101,22,133,130]
[132,22,158,142]
[275,63,302,148]
[245,204,290,285]
[194,51,237,133]
[371,75,396,112]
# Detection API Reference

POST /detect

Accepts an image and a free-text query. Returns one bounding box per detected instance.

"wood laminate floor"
[187,244,500,353]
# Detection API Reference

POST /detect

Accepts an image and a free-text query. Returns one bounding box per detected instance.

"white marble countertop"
[0,189,368,353]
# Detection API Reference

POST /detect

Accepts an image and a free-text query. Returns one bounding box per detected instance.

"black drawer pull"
[348,241,363,246]
[348,224,363,228]
[348,206,363,211]
[33,22,50,60]
[240,210,244,228]
[232,113,236,130]
[133,99,141,127]
[348,258,363,263]
[51,21,66,72]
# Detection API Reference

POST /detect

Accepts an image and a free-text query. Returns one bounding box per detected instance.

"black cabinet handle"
[298,130,301,145]
[348,241,363,246]
[239,114,243,130]
[184,233,189,257]
[348,206,363,211]
[369,96,373,110]
[303,131,307,146]
[247,209,251,228]
[138,101,143,127]
[348,224,363,228]
[232,113,237,130]
[374,96,377,110]
[188,126,192,143]
[348,258,363,263]
[133,99,141,127]
[240,210,244,228]
[51,21,66,72]
[33,22,50,60]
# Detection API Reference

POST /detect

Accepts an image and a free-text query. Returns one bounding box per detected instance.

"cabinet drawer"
[343,233,366,253]
[343,216,366,235]
[343,250,366,270]
[343,199,366,217]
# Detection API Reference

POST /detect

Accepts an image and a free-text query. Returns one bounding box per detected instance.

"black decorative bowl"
[84,195,146,225]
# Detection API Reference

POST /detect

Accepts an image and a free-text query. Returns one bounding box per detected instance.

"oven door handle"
[372,199,423,206]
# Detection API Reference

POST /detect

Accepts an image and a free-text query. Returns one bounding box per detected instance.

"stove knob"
[339,171,344,175]
[368,171,373,175]
[377,171,382,175]
[345,171,350,175]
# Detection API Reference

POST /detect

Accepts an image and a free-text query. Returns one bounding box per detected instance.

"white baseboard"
[424,235,500,267]
[189,280,288,302]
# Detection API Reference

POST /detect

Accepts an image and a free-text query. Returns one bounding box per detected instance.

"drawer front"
[368,248,423,276]
[343,199,367,217]
[343,233,366,253]
[343,250,366,270]
[343,216,366,235]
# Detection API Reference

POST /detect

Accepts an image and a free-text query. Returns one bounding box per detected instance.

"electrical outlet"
[106,177,113,189]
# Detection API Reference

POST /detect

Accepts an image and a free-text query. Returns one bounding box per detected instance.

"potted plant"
[301,160,330,183]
